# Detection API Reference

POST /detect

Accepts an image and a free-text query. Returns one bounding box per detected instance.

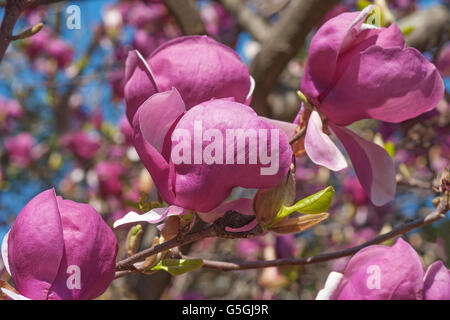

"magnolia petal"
[1,231,10,276]
[197,198,254,223]
[316,272,344,300]
[333,238,424,300]
[300,8,374,105]
[139,88,186,153]
[132,107,175,204]
[331,245,388,299]
[1,288,31,300]
[197,198,256,232]
[304,111,347,171]
[261,117,298,140]
[322,45,444,126]
[169,99,293,212]
[423,261,450,300]
[124,50,159,123]
[8,189,64,300]
[331,125,396,206]
[269,212,329,234]
[148,35,251,109]
[113,206,188,228]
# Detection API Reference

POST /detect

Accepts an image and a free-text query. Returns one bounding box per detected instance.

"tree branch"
[0,0,71,63]
[162,0,206,36]
[115,212,263,272]
[397,5,450,52]
[115,186,448,277]
[0,0,26,63]
[396,174,434,190]
[217,0,270,43]
[54,25,104,133]
[187,200,449,271]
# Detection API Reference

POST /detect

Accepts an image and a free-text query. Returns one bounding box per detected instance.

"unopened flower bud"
[1,189,118,300]
[269,212,329,234]
[126,224,143,257]
[254,166,296,227]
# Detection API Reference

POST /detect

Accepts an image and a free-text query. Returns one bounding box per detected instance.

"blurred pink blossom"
[3,133,37,168]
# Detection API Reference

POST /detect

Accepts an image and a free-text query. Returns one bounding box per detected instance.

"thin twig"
[186,201,449,271]
[115,225,216,272]
[0,0,71,63]
[289,127,306,145]
[396,174,434,190]
[115,214,263,272]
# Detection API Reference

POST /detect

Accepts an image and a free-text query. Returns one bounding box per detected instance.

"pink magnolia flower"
[60,131,101,160]
[91,109,103,130]
[316,238,450,300]
[124,35,254,123]
[132,29,167,57]
[423,261,450,300]
[342,176,369,206]
[236,238,266,260]
[126,1,167,29]
[119,116,133,144]
[297,7,444,206]
[200,2,238,46]
[275,235,296,259]
[107,69,125,101]
[3,133,37,168]
[26,27,74,69]
[0,97,23,132]
[94,161,125,197]
[1,189,118,300]
[130,88,292,213]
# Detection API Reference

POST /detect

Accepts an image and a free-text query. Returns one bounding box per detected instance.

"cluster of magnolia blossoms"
[1,190,118,300]
[117,5,445,240]
[117,35,294,228]
[317,238,450,300]
[1,6,447,300]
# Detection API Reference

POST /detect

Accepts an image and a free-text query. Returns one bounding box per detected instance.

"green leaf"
[270,186,334,227]
[151,258,203,276]
[384,142,395,159]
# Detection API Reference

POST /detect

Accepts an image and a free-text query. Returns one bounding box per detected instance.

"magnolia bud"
[160,216,180,241]
[126,224,143,257]
[254,165,296,227]
[2,189,118,300]
[136,237,168,274]
[269,213,329,234]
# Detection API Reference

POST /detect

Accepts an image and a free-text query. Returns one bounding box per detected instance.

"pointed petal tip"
[316,272,344,300]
